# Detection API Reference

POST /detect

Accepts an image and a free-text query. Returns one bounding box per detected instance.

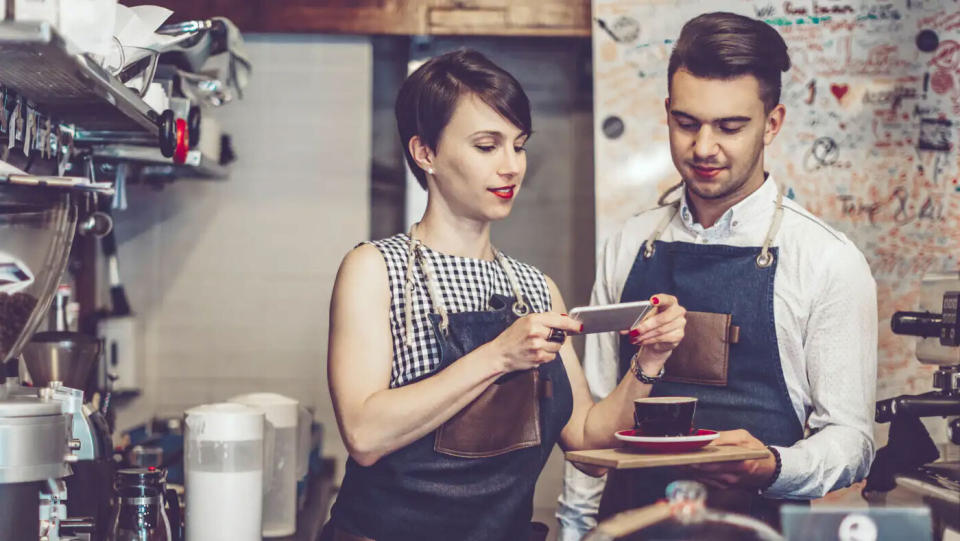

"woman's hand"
[491,313,583,372]
[561,293,686,451]
[620,294,686,370]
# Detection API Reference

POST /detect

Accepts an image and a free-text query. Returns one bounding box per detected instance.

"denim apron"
[329,234,573,541]
[599,184,806,524]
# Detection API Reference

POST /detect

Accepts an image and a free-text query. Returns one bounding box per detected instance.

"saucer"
[614,428,719,453]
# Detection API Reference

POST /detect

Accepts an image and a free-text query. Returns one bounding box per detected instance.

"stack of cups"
[184,403,265,541]
[228,393,311,538]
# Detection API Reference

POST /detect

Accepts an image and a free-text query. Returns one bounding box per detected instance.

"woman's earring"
[427,167,435,175]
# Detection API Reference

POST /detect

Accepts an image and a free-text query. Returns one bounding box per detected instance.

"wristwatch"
[631,355,665,384]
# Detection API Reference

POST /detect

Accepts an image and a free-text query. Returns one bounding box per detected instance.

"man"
[557,12,878,539]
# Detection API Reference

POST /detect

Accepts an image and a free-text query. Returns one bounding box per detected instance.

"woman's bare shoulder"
[334,243,389,301]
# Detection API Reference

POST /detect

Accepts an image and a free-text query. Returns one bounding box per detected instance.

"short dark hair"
[395,49,531,189]
[668,12,790,111]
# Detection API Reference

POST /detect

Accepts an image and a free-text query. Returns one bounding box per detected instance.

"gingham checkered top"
[368,233,553,388]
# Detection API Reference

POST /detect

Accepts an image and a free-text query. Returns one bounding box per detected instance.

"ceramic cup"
[633,396,697,436]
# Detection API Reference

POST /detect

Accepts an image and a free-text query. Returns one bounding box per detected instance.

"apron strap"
[494,250,531,317]
[404,227,450,345]
[643,181,787,268]
[756,182,786,269]
[642,204,680,259]
[403,224,530,347]
[403,234,422,347]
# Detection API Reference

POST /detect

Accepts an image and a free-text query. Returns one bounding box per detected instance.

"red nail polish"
[579,324,584,332]
[561,313,568,317]
[652,297,660,305]
[629,329,640,337]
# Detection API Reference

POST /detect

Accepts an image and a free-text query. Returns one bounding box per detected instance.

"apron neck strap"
[403,224,529,347]
[642,204,680,259]
[642,182,787,269]
[493,249,531,318]
[756,182,786,268]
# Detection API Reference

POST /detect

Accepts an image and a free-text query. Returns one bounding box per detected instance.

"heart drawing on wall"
[830,83,849,102]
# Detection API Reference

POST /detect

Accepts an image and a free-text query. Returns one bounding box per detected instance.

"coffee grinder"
[23,330,116,539]
[868,272,960,535]
[0,173,113,540]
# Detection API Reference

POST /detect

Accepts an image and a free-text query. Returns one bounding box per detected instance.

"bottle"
[107,467,172,541]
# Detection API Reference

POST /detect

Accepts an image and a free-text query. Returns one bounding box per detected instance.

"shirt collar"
[678,174,779,236]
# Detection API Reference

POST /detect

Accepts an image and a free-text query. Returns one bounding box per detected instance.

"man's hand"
[684,429,777,490]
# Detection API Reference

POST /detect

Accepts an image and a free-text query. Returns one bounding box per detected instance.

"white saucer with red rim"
[614,428,719,453]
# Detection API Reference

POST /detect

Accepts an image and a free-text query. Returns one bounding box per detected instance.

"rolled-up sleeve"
[766,242,878,499]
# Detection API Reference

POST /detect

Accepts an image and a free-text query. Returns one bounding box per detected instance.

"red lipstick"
[488,186,516,199]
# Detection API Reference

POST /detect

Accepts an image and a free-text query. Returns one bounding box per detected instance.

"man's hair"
[395,49,531,189]
[668,12,790,111]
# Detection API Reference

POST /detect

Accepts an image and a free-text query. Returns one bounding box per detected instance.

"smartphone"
[569,300,654,334]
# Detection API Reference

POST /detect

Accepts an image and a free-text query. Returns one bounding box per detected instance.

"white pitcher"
[184,403,267,541]
[228,393,311,538]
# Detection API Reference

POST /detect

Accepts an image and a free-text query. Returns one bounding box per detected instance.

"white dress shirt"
[557,177,878,540]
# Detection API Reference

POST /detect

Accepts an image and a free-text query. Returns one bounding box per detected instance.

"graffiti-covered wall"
[592,0,960,437]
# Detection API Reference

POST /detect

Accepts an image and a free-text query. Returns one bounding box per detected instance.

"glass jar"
[107,467,172,541]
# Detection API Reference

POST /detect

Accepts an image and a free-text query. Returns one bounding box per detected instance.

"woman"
[325,49,686,541]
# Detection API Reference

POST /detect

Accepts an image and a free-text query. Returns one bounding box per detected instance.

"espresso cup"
[633,396,697,436]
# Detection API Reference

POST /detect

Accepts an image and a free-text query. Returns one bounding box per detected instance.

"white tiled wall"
[112,35,372,469]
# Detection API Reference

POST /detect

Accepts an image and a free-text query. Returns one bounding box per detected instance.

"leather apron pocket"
[435,368,542,458]
[662,311,738,386]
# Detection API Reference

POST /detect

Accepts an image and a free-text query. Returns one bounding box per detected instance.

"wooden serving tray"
[565,445,769,470]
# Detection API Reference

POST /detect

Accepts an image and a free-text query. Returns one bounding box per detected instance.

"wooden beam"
[119,0,589,36]
[256,2,424,35]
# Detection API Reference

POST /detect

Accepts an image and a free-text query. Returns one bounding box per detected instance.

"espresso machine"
[868,272,960,536]
[0,173,114,540]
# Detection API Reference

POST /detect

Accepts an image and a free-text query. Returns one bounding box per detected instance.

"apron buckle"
[755,251,774,268]
[512,301,530,317]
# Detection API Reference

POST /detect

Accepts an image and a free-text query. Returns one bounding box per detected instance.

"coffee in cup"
[633,396,697,436]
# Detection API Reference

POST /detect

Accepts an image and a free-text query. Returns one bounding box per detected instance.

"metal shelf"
[90,145,227,179]
[0,173,113,194]
[0,21,159,135]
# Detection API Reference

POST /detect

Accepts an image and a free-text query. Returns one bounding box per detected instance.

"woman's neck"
[414,205,495,261]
